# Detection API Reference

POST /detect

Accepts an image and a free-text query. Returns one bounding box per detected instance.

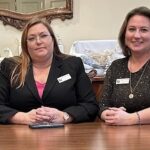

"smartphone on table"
[29,122,64,129]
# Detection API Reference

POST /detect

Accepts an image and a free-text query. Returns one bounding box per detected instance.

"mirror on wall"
[0,0,73,30]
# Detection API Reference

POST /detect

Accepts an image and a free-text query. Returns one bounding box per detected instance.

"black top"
[99,58,150,115]
[0,55,99,124]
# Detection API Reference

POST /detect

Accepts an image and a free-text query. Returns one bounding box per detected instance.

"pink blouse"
[35,81,46,98]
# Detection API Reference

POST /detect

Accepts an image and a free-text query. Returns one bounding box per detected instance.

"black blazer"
[0,55,98,124]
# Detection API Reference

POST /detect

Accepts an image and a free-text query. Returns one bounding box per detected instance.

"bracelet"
[136,112,141,125]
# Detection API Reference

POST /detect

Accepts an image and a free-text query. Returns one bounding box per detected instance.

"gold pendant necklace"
[129,60,149,99]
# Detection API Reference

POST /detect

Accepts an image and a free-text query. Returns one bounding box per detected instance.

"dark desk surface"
[0,121,150,150]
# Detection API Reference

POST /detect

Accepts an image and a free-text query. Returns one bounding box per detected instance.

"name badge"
[116,78,129,84]
[57,74,71,83]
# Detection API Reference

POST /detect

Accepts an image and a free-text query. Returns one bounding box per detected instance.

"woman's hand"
[101,107,125,121]
[10,107,73,124]
[36,106,72,124]
[101,107,136,125]
[9,109,38,125]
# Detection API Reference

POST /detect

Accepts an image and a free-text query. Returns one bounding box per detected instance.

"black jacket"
[0,55,99,124]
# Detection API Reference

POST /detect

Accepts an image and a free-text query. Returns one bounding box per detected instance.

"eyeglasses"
[27,33,51,43]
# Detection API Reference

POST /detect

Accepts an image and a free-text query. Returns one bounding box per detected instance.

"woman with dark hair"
[99,6,150,125]
[0,18,98,124]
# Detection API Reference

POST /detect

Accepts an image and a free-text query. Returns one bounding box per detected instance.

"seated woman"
[99,6,150,125]
[0,18,99,125]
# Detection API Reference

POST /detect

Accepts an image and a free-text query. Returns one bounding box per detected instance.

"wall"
[0,0,150,56]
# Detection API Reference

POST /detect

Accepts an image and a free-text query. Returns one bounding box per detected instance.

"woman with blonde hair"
[0,18,98,125]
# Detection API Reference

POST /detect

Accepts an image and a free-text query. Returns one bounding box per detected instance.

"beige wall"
[0,0,150,56]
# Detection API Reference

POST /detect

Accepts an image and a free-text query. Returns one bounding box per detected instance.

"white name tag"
[57,74,71,83]
[116,78,129,84]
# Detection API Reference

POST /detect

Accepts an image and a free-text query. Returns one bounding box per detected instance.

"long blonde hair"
[11,17,65,88]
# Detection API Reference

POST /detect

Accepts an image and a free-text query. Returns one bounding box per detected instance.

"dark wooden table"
[0,121,149,150]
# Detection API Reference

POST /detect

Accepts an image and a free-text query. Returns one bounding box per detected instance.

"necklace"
[129,60,149,99]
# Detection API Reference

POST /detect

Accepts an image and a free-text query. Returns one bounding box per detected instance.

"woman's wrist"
[135,112,141,125]
[9,112,26,124]
[63,112,73,123]
[128,112,141,125]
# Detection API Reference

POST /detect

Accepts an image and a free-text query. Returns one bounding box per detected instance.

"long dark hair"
[118,6,150,57]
